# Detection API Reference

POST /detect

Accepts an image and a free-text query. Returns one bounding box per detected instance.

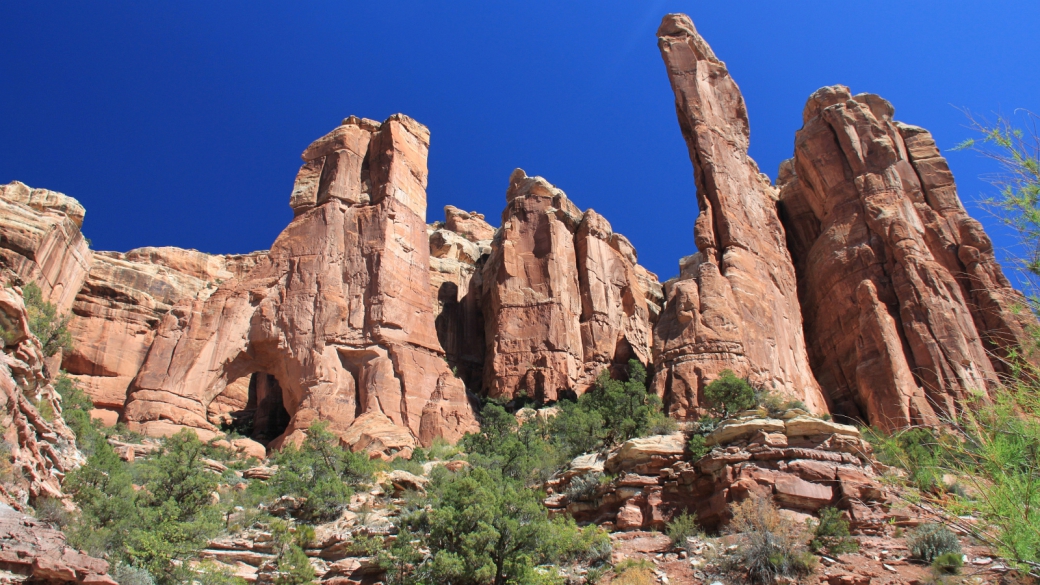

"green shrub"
[270,519,317,585]
[906,523,961,562]
[703,370,756,418]
[931,551,964,575]
[111,564,155,585]
[809,507,859,555]
[687,434,710,461]
[564,472,603,502]
[33,496,73,529]
[723,496,817,584]
[22,282,73,357]
[665,511,700,547]
[260,422,374,523]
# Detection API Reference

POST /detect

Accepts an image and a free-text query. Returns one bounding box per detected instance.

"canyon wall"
[778,85,1037,429]
[120,115,479,456]
[62,247,265,425]
[1,12,1035,453]
[0,182,91,315]
[653,14,827,418]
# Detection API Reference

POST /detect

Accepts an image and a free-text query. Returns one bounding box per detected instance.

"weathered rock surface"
[481,170,661,401]
[653,14,827,419]
[122,115,478,456]
[0,286,84,506]
[548,410,887,532]
[0,503,116,584]
[62,247,264,422]
[778,85,1039,429]
[428,207,493,392]
[0,182,92,315]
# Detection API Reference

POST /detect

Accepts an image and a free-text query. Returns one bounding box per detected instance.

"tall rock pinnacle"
[653,14,827,416]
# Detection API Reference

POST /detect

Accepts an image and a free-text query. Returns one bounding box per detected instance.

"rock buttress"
[779,86,1038,429]
[481,170,661,402]
[122,115,478,457]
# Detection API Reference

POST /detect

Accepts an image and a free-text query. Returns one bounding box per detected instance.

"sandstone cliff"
[62,247,265,425]
[121,115,479,456]
[653,14,827,418]
[0,182,91,316]
[0,285,84,506]
[481,169,662,402]
[778,85,1037,429]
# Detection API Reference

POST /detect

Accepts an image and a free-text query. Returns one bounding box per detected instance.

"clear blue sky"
[2,1,1038,282]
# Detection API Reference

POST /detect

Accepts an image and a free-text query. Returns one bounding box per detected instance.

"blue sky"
[2,1,1038,282]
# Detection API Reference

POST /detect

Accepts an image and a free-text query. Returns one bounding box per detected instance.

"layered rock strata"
[546,411,889,532]
[0,503,116,585]
[653,14,826,417]
[481,170,661,401]
[121,115,478,455]
[0,182,91,315]
[778,85,1038,429]
[62,247,265,424]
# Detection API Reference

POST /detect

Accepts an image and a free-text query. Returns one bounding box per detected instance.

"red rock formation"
[0,286,84,506]
[481,170,660,402]
[653,14,827,418]
[121,115,478,456]
[0,503,116,585]
[0,182,91,315]
[61,247,264,425]
[428,207,493,392]
[778,85,1038,429]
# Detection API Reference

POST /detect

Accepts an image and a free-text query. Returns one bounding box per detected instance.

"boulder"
[605,433,685,474]
[386,470,429,493]
[784,416,860,439]
[705,418,785,446]
[773,473,835,511]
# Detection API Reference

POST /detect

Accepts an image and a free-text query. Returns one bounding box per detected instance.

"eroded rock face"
[548,410,888,532]
[62,247,265,423]
[428,207,493,392]
[0,503,116,585]
[0,182,91,315]
[653,14,826,418]
[778,85,1038,429]
[0,286,84,506]
[481,170,661,401]
[122,115,478,456]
